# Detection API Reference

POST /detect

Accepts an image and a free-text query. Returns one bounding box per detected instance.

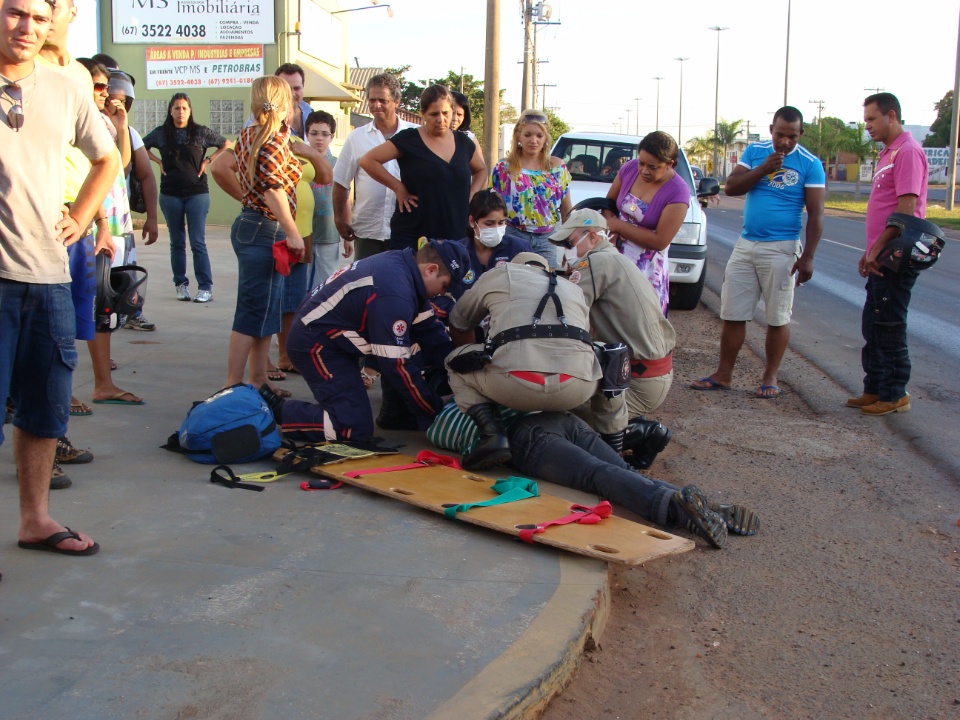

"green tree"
[710,118,743,178]
[546,109,570,140]
[800,116,847,189]
[684,135,714,169]
[840,122,879,198]
[924,90,953,147]
[382,65,424,114]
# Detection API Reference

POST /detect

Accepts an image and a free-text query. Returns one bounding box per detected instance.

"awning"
[293,53,359,103]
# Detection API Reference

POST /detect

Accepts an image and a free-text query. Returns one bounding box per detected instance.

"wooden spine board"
[275,449,693,565]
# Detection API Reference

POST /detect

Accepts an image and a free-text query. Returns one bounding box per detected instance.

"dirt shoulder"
[541,298,960,720]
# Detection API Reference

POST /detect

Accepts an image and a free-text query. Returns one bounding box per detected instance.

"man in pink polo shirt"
[848,93,928,416]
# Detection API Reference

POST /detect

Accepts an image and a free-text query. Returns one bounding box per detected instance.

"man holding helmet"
[850,93,930,416]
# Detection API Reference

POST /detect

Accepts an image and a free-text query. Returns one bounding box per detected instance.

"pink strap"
[517,501,613,543]
[342,450,461,478]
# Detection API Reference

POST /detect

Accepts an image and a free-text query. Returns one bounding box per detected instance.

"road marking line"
[821,237,862,252]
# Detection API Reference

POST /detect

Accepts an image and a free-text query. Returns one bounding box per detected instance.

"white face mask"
[476,224,506,248]
[563,232,590,267]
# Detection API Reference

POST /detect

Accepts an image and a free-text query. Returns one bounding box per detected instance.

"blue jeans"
[0,280,77,443]
[230,209,284,338]
[508,412,677,526]
[861,266,918,402]
[159,192,213,290]
[506,226,558,269]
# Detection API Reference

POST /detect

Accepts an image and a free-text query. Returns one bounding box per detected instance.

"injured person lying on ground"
[427,402,759,549]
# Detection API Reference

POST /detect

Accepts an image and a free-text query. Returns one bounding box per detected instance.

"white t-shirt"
[332,118,416,241]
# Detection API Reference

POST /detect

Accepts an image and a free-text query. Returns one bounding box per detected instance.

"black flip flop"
[18,527,100,556]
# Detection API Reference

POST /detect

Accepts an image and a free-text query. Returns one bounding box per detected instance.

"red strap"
[517,501,613,543]
[631,353,673,378]
[342,450,461,478]
[509,370,545,385]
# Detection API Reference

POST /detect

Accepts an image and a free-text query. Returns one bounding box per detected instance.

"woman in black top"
[143,93,228,303]
[359,84,486,250]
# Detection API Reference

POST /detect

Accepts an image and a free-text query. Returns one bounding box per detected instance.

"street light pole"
[633,97,641,134]
[710,26,729,178]
[784,0,791,106]
[625,108,631,136]
[675,58,689,145]
[653,77,664,131]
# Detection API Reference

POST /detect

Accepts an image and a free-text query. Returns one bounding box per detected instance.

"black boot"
[258,383,285,425]
[376,381,419,431]
[600,430,624,454]
[461,403,512,470]
[623,417,671,469]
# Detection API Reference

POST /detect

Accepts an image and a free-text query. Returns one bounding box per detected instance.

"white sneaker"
[176,283,191,301]
[194,289,213,303]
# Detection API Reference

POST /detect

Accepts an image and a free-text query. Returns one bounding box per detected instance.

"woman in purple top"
[605,131,690,315]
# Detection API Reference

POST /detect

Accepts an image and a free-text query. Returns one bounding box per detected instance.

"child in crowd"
[306,110,342,287]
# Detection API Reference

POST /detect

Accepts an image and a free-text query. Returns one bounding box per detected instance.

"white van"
[550,132,719,310]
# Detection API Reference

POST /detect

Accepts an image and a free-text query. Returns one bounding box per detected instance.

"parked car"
[551,132,720,310]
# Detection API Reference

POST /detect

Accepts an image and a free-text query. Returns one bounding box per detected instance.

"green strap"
[443,477,539,519]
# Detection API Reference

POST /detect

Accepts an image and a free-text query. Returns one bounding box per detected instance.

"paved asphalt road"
[699,203,960,478]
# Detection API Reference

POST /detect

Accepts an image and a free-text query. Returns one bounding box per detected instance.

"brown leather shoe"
[861,394,911,416]
[846,393,879,408]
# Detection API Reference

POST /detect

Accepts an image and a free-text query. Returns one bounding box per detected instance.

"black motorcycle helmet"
[878,213,946,272]
[571,196,618,214]
[95,252,148,333]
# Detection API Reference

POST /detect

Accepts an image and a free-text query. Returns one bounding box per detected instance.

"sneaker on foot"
[673,485,727,549]
[194,289,213,303]
[124,314,156,331]
[176,283,192,301]
[56,436,94,465]
[51,459,73,490]
[709,502,760,536]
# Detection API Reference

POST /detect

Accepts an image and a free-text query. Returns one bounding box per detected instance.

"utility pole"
[676,58,689,146]
[710,26,729,179]
[633,96,641,134]
[653,76,664,131]
[810,99,825,171]
[520,0,533,110]
[483,0,500,168]
[538,82,556,111]
[625,108,631,136]
[947,7,960,210]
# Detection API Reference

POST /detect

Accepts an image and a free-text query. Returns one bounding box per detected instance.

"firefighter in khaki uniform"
[549,209,674,468]
[446,252,627,470]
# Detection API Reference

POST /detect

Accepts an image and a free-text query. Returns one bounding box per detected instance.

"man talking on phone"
[692,106,825,399]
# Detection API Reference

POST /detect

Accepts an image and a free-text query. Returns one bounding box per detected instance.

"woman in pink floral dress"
[605,131,690,315]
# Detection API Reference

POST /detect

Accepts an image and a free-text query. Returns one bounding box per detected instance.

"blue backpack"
[176,384,281,464]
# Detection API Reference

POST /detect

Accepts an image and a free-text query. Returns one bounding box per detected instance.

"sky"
[343,0,960,144]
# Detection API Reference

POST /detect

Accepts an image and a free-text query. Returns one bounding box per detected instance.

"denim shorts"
[67,232,97,341]
[281,261,309,314]
[231,209,285,337]
[0,280,78,443]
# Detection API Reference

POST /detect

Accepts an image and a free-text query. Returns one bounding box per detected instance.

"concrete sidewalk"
[0,228,608,720]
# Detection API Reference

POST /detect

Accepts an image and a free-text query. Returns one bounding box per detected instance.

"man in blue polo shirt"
[692,106,825,398]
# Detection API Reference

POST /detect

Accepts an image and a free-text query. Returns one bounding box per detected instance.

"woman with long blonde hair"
[490,110,572,268]
[210,75,330,392]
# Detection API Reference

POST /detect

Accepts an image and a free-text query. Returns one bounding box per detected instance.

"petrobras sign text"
[145,45,264,90]
[112,0,274,45]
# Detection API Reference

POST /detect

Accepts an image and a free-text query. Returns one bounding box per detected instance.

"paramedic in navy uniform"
[262,240,471,441]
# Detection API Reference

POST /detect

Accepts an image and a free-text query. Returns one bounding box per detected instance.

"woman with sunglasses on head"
[490,110,572,270]
[143,93,229,303]
[360,84,487,251]
[604,131,690,316]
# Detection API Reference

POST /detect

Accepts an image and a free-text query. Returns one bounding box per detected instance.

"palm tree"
[685,135,714,170]
[711,118,743,179]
